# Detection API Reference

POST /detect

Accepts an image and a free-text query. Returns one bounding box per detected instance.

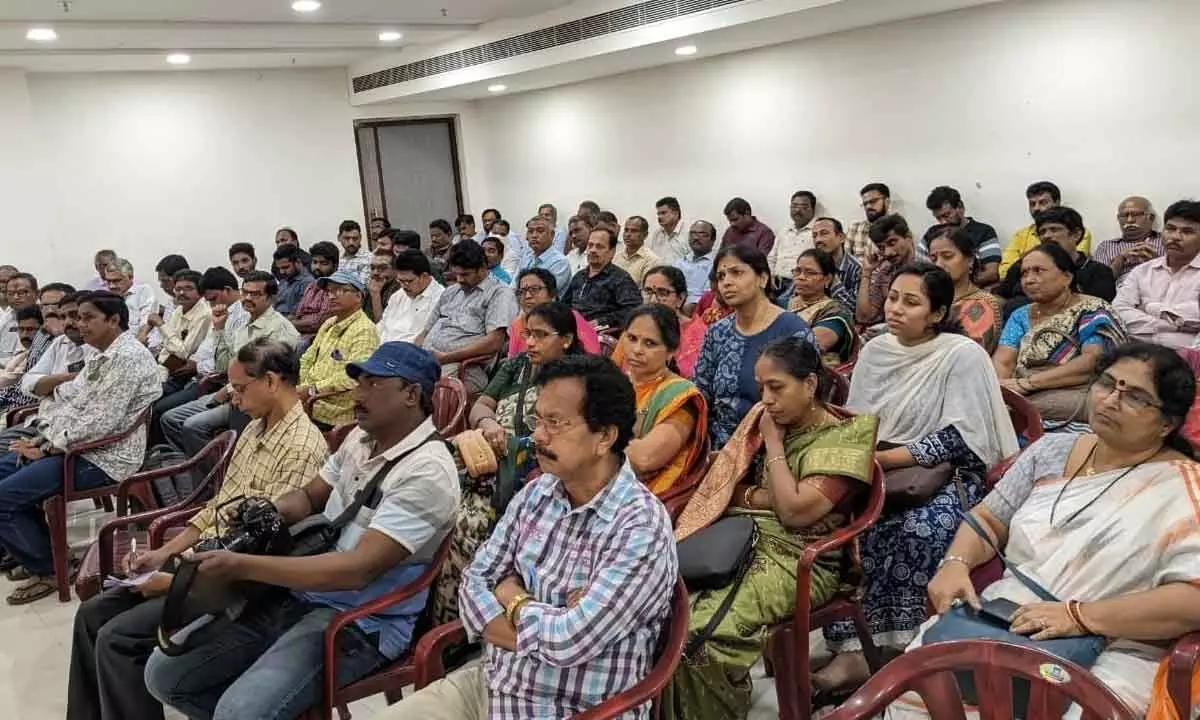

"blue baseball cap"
[346,342,441,395]
[317,270,364,292]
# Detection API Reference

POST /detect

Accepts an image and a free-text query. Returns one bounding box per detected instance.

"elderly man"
[272,244,314,317]
[564,226,642,331]
[770,190,817,276]
[517,215,572,294]
[648,196,690,263]
[919,185,1001,286]
[378,250,445,344]
[613,215,660,285]
[721,197,775,254]
[0,291,161,604]
[389,355,676,719]
[673,220,718,312]
[1114,200,1200,349]
[857,214,916,325]
[0,272,38,363]
[84,250,117,292]
[845,183,892,262]
[1000,181,1095,275]
[417,242,518,395]
[104,258,158,335]
[1094,196,1164,281]
[336,219,371,286]
[299,270,379,429]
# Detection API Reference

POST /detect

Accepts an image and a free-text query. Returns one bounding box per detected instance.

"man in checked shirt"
[391,354,679,719]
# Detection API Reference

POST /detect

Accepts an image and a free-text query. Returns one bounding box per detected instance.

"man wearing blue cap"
[298,269,379,429]
[145,341,460,720]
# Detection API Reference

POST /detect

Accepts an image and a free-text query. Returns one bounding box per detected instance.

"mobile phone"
[978,597,1021,626]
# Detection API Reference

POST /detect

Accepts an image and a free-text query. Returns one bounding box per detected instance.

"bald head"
[1118,196,1156,241]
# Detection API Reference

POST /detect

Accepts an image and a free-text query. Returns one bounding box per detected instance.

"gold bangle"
[742,485,757,508]
[505,592,530,625]
[765,455,787,468]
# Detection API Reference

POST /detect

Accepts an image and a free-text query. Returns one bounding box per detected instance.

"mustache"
[534,445,558,461]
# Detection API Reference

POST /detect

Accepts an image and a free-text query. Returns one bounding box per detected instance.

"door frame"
[352,116,466,231]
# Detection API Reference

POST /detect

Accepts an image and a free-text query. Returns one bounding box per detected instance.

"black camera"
[193,496,292,556]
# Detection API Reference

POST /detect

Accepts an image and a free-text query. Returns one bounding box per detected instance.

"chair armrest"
[115,431,236,514]
[148,507,205,546]
[413,621,468,689]
[96,502,197,578]
[197,373,227,394]
[5,402,38,427]
[62,407,152,497]
[1168,631,1200,719]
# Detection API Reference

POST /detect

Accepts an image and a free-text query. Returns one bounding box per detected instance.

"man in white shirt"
[19,292,91,411]
[538,203,569,254]
[565,215,592,276]
[648,196,690,263]
[104,258,157,337]
[378,250,445,344]
[769,190,816,276]
[1114,200,1200,349]
[0,271,38,364]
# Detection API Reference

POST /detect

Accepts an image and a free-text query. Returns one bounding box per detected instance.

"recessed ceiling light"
[674,44,698,56]
[26,27,58,42]
[166,53,192,65]
[292,0,321,12]
[487,84,507,93]
[378,31,403,42]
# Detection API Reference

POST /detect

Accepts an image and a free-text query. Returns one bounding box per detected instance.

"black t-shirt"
[996,252,1116,303]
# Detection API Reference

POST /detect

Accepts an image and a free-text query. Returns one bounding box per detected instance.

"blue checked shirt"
[458,462,678,719]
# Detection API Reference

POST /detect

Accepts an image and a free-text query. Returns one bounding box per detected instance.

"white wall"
[469,0,1200,243]
[1,68,482,293]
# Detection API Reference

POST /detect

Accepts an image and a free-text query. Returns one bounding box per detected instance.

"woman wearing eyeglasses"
[506,268,600,357]
[610,266,707,377]
[788,249,857,368]
[890,343,1200,720]
[433,300,584,624]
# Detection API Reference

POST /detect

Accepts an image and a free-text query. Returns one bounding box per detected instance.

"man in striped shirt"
[918,185,1002,287]
[393,355,678,719]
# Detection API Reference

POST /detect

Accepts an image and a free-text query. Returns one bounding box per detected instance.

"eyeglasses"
[642,287,676,301]
[1090,373,1162,412]
[1117,211,1149,221]
[527,413,577,435]
[521,329,559,342]
[229,376,265,397]
[791,268,825,278]
[517,285,548,297]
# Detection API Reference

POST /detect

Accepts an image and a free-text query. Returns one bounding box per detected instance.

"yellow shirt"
[300,309,380,426]
[189,401,327,538]
[613,246,660,286]
[1000,224,1093,275]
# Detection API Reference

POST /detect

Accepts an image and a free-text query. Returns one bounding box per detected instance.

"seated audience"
[919,185,1001,286]
[271,243,314,316]
[508,268,600,357]
[665,337,877,719]
[336,219,371,285]
[788,249,857,366]
[1094,196,1164,281]
[454,213,481,245]
[612,266,706,376]
[613,215,660,285]
[300,270,379,429]
[856,214,917,325]
[417,242,518,395]
[674,220,718,313]
[0,291,162,604]
[997,206,1116,311]
[66,338,328,720]
[273,226,311,272]
[649,195,690,263]
[0,265,15,322]
[150,269,210,400]
[378,249,444,344]
[721,196,775,254]
[104,258,157,336]
[373,227,398,254]
[1000,181,1095,275]
[428,219,454,281]
[481,235,512,285]
[145,255,189,353]
[564,226,642,331]
[819,264,1018,698]
[695,245,815,446]
[926,225,1004,352]
[227,242,258,281]
[902,343,1200,719]
[517,215,572,293]
[0,306,44,397]
[1114,199,1200,349]
[577,199,601,226]
[564,214,591,276]
[290,241,338,344]
[363,248,400,321]
[769,190,816,276]
[810,217,861,308]
[596,209,621,236]
[996,243,1127,427]
[0,281,69,411]
[15,292,91,411]
[618,304,708,493]
[433,301,583,624]
[537,202,569,253]
[368,215,390,243]
[393,354,676,718]
[144,342,459,720]
[0,271,39,363]
[84,250,116,291]
[845,183,892,263]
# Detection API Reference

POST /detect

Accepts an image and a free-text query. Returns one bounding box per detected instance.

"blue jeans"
[161,394,231,456]
[0,452,112,576]
[144,594,388,720]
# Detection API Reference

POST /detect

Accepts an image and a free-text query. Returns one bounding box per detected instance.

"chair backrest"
[432,377,468,438]
[1000,385,1044,446]
[824,368,851,406]
[599,333,619,358]
[822,640,1136,720]
[324,423,356,453]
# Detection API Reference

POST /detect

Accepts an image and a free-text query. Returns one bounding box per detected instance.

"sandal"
[6,565,29,582]
[0,553,17,573]
[6,576,57,605]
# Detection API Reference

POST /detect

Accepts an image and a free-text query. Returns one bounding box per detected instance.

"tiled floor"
[0,500,794,719]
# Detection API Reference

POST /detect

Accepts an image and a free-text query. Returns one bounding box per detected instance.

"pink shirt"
[508,310,601,357]
[1113,254,1200,350]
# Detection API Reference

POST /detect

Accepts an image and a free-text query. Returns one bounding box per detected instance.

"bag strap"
[327,432,442,531]
[683,524,757,657]
[512,356,533,438]
[958,511,1058,603]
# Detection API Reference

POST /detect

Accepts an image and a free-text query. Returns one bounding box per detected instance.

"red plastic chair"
[432,377,468,438]
[660,435,713,522]
[42,407,153,602]
[768,459,887,720]
[824,369,851,406]
[834,333,863,378]
[74,431,237,601]
[323,423,356,453]
[303,533,454,720]
[821,639,1136,720]
[1000,386,1045,446]
[1168,632,1200,719]
[413,576,690,719]
[4,401,38,428]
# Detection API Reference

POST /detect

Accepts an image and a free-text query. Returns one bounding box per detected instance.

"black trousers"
[68,588,166,720]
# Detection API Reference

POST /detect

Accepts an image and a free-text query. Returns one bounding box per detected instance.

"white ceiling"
[0,0,575,72]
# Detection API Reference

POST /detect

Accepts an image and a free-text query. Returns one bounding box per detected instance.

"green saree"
[663,404,876,720]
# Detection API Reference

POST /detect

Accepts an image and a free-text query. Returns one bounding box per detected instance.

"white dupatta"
[847,332,1018,468]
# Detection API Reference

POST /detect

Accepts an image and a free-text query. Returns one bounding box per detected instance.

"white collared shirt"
[123,283,160,333]
[378,279,446,343]
[768,223,814,276]
[0,308,17,363]
[20,334,93,397]
[648,218,691,264]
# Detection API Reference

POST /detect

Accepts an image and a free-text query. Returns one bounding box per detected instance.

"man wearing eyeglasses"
[1093,196,1164,281]
[298,270,380,430]
[0,272,38,364]
[1114,200,1200,350]
[378,250,443,344]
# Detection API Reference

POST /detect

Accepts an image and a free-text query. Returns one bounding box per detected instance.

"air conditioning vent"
[352,0,745,93]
